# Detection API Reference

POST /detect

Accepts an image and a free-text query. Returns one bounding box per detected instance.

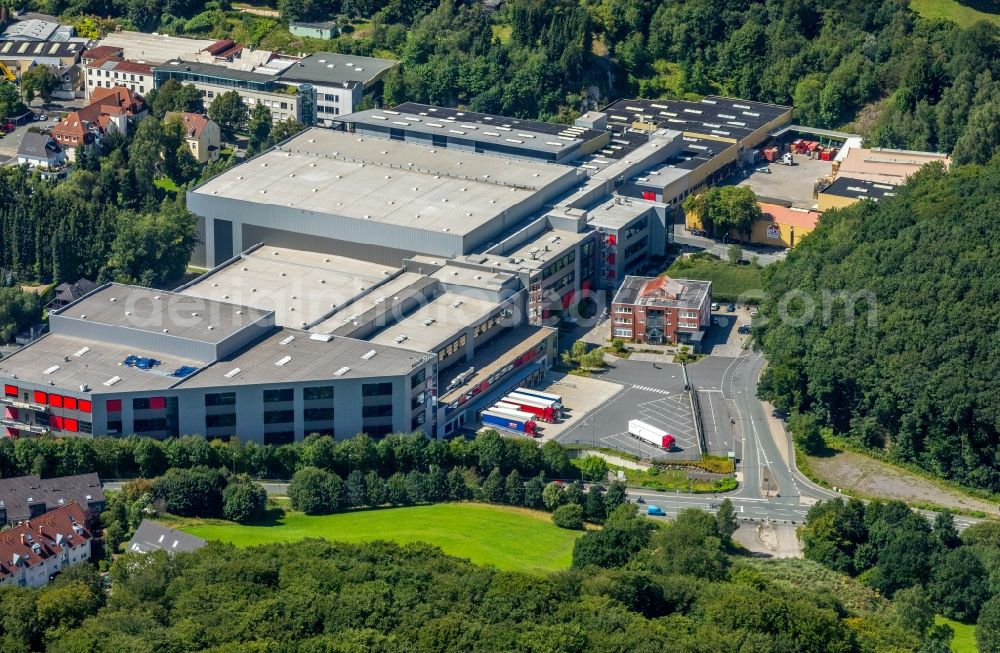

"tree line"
[0,501,963,652]
[757,157,1000,492]
[0,431,587,485]
[803,498,1000,651]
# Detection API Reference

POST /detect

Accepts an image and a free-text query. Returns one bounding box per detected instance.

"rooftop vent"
[275,356,292,366]
[224,367,242,378]
[310,333,334,342]
[362,350,377,360]
[279,335,295,345]
[103,375,122,387]
[333,366,350,376]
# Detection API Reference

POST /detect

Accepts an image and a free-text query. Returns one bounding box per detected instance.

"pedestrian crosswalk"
[632,385,671,395]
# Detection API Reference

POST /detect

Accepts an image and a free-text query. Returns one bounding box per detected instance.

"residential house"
[0,473,105,526]
[166,111,220,163]
[46,278,98,311]
[0,503,94,588]
[16,132,66,174]
[128,519,206,554]
[51,85,147,157]
[610,275,713,350]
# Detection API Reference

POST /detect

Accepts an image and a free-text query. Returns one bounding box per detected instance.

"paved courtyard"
[733,156,830,209]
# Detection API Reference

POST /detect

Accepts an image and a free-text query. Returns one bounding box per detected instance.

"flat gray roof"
[308,272,431,335]
[587,196,654,229]
[57,284,272,345]
[431,264,516,292]
[500,228,592,273]
[278,51,398,86]
[95,31,214,63]
[180,328,430,387]
[368,292,499,354]
[345,105,599,156]
[0,334,203,393]
[193,129,579,236]
[612,275,711,311]
[180,246,401,329]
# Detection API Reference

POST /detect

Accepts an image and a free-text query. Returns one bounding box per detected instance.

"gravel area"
[807,448,997,514]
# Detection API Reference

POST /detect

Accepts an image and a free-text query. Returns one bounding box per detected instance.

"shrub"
[552,503,584,530]
[222,477,268,523]
[152,466,226,517]
[288,466,342,515]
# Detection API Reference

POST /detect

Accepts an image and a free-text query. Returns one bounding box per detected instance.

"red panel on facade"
[4,427,18,438]
[642,191,656,201]
[3,385,17,397]
[64,397,78,410]
[79,400,92,413]
[64,418,79,432]
[149,396,166,410]
[50,415,63,431]
[49,394,63,408]
[106,399,122,412]
[562,290,575,309]
[4,406,16,420]
[582,280,591,292]
[34,390,47,404]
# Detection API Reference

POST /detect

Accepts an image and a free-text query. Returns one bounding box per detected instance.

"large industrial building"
[187,128,584,268]
[0,282,438,443]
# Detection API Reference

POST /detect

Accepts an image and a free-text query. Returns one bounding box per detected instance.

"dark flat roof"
[154,59,278,83]
[393,103,606,143]
[821,176,899,202]
[278,52,398,86]
[601,96,790,144]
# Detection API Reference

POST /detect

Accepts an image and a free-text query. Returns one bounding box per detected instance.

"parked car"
[726,303,736,312]
[738,324,751,334]
[647,505,666,516]
[711,302,720,311]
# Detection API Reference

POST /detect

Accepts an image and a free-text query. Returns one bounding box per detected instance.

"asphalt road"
[102,351,980,529]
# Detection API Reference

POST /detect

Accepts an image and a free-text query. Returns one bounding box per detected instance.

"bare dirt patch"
[807,448,996,514]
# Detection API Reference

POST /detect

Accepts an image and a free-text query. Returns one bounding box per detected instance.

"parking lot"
[734,156,830,209]
[555,358,701,461]
[697,390,737,456]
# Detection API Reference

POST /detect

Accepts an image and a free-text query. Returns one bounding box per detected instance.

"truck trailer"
[482,409,537,436]
[503,393,557,422]
[513,388,564,416]
[515,387,563,407]
[627,419,676,450]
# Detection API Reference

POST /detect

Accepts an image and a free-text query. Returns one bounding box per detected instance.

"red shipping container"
[64,397,78,410]
[49,394,63,408]
[150,396,166,410]
[106,399,122,412]
[79,400,92,413]
[34,390,47,404]
[4,384,17,397]
[64,418,79,433]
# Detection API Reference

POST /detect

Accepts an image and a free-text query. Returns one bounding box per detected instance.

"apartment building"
[0,503,93,588]
[610,275,712,349]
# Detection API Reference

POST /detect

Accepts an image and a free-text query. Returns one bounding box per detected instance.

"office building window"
[613,328,633,338]
[263,388,294,403]
[205,392,236,406]
[304,386,334,401]
[264,432,294,445]
[411,369,426,388]
[362,404,393,418]
[264,409,294,424]
[362,382,393,397]
[206,413,237,428]
[304,407,334,422]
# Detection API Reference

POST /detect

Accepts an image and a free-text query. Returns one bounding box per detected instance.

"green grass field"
[665,255,764,301]
[937,615,978,653]
[179,503,582,571]
[911,0,1000,27]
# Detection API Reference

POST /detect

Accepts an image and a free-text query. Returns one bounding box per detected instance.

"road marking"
[632,384,671,395]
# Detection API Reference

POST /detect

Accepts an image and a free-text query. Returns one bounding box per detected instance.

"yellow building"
[686,201,820,249]
[817,176,898,211]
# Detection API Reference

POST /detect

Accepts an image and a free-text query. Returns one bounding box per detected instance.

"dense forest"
[757,158,1000,492]
[802,499,1000,651]
[17,0,1000,159]
[0,506,961,652]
